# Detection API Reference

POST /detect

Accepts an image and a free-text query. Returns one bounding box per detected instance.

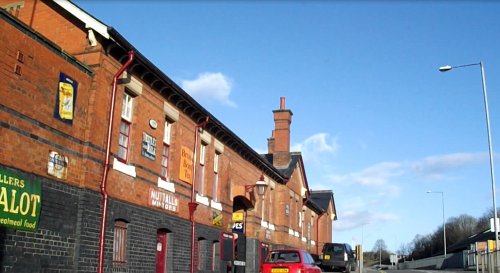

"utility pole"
[379,244,382,267]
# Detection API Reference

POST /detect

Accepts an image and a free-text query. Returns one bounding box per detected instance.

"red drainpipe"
[97,51,134,273]
[189,116,209,273]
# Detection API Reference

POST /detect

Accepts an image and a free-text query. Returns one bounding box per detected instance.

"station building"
[0,1,337,272]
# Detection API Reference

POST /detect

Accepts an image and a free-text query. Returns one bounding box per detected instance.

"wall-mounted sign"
[47,151,68,179]
[212,210,222,227]
[0,169,41,232]
[54,72,78,125]
[232,222,244,234]
[148,188,178,213]
[141,132,157,161]
[179,146,193,183]
[221,233,234,261]
[232,212,244,221]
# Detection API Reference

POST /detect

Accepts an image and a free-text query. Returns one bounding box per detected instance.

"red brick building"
[0,1,337,272]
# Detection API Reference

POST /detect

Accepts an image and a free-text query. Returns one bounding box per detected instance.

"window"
[212,241,220,271]
[118,121,131,162]
[161,121,172,180]
[160,145,169,179]
[122,92,133,121]
[212,152,220,202]
[197,238,209,271]
[113,220,128,263]
[198,143,207,195]
[118,93,133,162]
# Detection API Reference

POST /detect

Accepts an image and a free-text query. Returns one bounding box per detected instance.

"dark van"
[320,243,357,273]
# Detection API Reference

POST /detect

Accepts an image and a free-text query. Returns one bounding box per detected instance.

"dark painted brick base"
[0,166,231,273]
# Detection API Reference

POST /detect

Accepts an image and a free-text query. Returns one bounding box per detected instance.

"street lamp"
[439,62,498,252]
[426,190,447,257]
[243,174,268,232]
[255,175,268,197]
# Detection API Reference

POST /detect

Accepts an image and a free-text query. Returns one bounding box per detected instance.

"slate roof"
[447,229,496,253]
[310,190,337,220]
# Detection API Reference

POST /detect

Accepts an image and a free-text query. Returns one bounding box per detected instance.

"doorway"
[156,230,168,273]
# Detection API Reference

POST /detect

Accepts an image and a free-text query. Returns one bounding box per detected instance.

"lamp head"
[439,65,452,72]
[255,175,268,196]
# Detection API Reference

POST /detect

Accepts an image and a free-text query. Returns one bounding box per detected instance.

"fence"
[398,250,500,273]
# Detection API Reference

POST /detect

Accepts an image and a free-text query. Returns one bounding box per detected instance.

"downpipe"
[190,117,209,273]
[97,51,134,273]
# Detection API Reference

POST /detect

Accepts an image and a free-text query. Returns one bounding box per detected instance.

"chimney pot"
[280,97,286,110]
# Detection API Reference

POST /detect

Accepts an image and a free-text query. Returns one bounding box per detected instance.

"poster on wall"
[47,151,68,179]
[179,146,193,183]
[0,169,42,232]
[54,72,78,125]
[212,210,222,227]
[141,132,157,160]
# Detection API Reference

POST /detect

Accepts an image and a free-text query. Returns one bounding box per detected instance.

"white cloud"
[334,209,398,231]
[329,161,403,186]
[411,152,486,180]
[181,72,236,107]
[291,133,339,162]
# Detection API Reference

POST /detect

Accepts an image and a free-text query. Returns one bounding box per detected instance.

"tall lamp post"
[426,190,447,257]
[439,62,498,252]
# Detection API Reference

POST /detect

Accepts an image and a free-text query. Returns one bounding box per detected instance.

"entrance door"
[156,231,168,273]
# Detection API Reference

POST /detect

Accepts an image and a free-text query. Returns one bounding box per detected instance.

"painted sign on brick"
[148,188,179,213]
[0,169,41,232]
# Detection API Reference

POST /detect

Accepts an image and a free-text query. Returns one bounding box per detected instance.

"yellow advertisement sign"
[179,146,194,183]
[212,210,223,227]
[232,212,244,221]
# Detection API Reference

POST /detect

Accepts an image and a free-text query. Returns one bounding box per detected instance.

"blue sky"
[73,0,500,253]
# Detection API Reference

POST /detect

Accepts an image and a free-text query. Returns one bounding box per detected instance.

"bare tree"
[476,207,500,233]
[410,234,432,260]
[372,239,387,253]
[446,214,477,244]
[372,239,390,263]
[397,242,412,259]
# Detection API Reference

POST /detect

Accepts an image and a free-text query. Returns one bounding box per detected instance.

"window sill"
[196,194,209,206]
[113,158,136,177]
[261,220,268,228]
[158,177,175,192]
[210,200,222,211]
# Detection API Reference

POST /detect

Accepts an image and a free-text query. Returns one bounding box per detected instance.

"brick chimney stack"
[268,97,293,167]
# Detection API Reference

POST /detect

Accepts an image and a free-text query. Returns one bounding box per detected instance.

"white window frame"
[212,152,220,202]
[121,93,133,122]
[198,143,207,196]
[118,92,133,163]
